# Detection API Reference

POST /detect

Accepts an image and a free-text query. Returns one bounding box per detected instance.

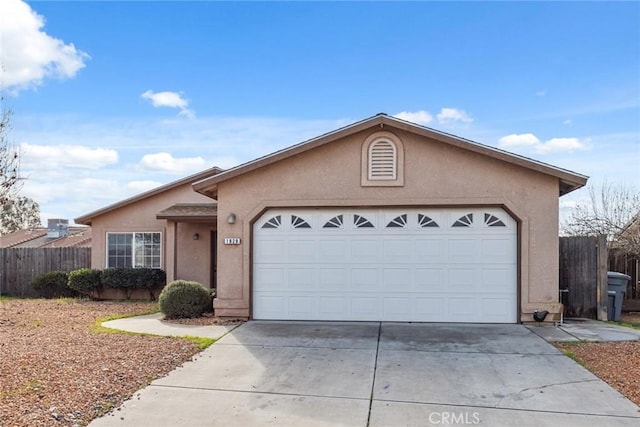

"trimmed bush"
[31,271,77,298]
[68,268,102,295]
[101,268,166,289]
[159,280,211,319]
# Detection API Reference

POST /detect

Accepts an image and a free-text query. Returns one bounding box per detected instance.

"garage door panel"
[288,240,316,260]
[482,268,516,292]
[289,296,315,317]
[351,297,379,318]
[351,268,379,290]
[415,268,445,289]
[416,239,445,260]
[383,240,412,259]
[287,268,316,290]
[447,268,477,291]
[448,239,480,260]
[383,268,411,289]
[253,208,517,323]
[256,239,285,261]
[319,296,346,316]
[319,240,347,258]
[351,239,379,260]
[415,297,446,319]
[383,297,412,320]
[481,298,516,323]
[319,268,347,289]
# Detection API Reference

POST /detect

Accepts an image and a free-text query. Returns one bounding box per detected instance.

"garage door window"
[485,213,506,227]
[452,213,473,227]
[323,215,343,228]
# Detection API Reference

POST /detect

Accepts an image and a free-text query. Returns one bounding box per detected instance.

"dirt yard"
[1,299,639,426]
[0,299,202,427]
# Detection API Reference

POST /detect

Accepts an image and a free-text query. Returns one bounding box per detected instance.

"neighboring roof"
[193,113,588,198]
[156,203,217,222]
[75,166,223,225]
[0,226,91,248]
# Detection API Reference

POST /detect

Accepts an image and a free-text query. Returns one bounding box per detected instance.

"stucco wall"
[213,126,562,321]
[87,183,216,287]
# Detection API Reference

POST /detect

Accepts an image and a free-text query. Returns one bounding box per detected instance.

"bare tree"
[0,101,20,204]
[563,180,640,255]
[0,97,41,234]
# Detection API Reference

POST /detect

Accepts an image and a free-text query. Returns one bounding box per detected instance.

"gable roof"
[193,113,588,198]
[0,226,91,248]
[75,166,223,225]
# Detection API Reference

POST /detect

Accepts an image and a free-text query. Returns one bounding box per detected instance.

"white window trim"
[106,231,163,269]
[361,131,405,187]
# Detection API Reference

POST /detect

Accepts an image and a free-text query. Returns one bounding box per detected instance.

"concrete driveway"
[91,322,640,426]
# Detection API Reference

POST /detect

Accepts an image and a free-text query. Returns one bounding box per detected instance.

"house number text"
[224,237,241,245]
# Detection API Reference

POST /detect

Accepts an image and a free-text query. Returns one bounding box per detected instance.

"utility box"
[607,271,631,322]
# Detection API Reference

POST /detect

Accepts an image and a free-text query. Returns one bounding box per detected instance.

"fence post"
[596,234,608,321]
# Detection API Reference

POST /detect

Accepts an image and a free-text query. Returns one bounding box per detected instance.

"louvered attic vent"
[368,139,396,180]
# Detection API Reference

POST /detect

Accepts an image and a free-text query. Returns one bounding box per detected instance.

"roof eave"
[192,114,589,197]
[75,166,223,224]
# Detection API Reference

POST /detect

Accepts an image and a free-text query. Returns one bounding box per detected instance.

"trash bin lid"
[607,271,632,280]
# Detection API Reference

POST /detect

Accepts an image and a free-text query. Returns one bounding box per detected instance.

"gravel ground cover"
[0,299,201,427]
[2,298,639,426]
[554,312,640,407]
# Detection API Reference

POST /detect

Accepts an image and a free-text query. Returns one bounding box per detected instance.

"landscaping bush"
[31,271,77,298]
[67,268,102,295]
[159,280,211,319]
[101,268,166,299]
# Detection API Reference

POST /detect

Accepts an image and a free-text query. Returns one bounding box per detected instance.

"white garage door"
[253,207,517,323]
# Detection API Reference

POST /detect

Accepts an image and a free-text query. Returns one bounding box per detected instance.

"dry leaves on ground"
[0,299,202,427]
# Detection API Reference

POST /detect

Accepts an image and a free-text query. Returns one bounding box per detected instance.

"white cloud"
[141,90,194,118]
[537,137,589,154]
[1,0,89,93]
[20,143,118,169]
[393,110,433,125]
[536,90,547,97]
[126,180,162,194]
[138,152,207,174]
[563,119,573,126]
[498,133,589,154]
[497,133,541,148]
[436,108,474,124]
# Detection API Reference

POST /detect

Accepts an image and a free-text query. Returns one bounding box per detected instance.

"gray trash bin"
[607,271,631,321]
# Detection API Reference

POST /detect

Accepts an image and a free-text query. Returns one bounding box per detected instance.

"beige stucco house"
[76,114,588,323]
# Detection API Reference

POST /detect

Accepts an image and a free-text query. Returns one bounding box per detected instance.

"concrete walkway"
[90,318,640,427]
[526,318,640,342]
[101,312,239,339]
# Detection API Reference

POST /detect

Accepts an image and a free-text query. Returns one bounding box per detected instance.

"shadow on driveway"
[90,322,640,427]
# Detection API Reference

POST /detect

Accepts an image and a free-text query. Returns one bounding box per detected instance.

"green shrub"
[101,268,166,289]
[159,280,211,319]
[31,271,77,298]
[68,268,102,295]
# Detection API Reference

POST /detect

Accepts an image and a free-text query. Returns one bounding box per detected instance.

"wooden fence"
[559,235,608,320]
[0,248,91,297]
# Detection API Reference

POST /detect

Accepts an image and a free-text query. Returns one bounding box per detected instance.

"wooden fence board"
[559,236,603,319]
[0,248,91,297]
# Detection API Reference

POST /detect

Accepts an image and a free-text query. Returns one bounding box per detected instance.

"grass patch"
[609,321,640,331]
[91,309,215,349]
[91,307,159,334]
[560,349,587,367]
[182,336,216,350]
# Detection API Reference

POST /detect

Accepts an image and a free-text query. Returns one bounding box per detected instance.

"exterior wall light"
[193,233,200,240]
[227,213,237,224]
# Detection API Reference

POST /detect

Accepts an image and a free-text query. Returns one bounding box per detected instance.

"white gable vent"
[47,219,69,239]
[368,139,396,180]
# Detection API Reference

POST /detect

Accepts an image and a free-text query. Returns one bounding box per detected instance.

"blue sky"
[2,0,639,225]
